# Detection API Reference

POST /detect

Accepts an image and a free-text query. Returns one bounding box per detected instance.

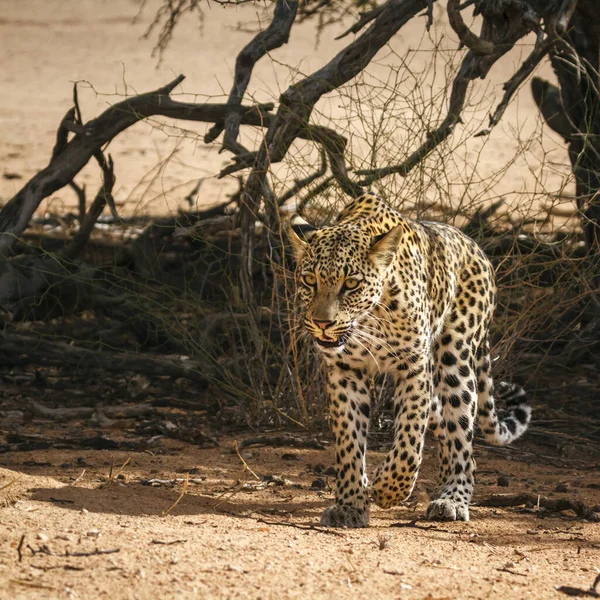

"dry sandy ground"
[1,435,599,600]
[0,0,574,224]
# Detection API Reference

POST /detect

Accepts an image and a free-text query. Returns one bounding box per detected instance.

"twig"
[184,178,205,206]
[497,567,528,577]
[9,580,55,590]
[278,147,327,206]
[151,539,187,545]
[142,478,206,486]
[447,0,497,55]
[67,548,121,557]
[238,435,326,450]
[162,473,189,516]
[26,399,155,421]
[234,441,260,481]
[425,0,434,30]
[390,519,450,532]
[68,181,86,223]
[17,534,25,562]
[62,153,116,260]
[1,477,21,492]
[109,457,131,482]
[256,518,346,537]
[297,176,334,214]
[334,1,389,40]
[356,52,478,184]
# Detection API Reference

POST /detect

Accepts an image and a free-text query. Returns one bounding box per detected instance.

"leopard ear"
[287,214,317,262]
[369,225,403,271]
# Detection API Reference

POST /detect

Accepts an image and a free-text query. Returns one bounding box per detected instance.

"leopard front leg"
[372,358,431,509]
[320,363,371,528]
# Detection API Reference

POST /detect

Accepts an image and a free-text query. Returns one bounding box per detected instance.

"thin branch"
[262,0,429,168]
[335,2,389,40]
[356,51,478,184]
[297,176,334,214]
[278,147,327,206]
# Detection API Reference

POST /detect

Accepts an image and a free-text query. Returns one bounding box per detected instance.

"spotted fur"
[289,193,531,527]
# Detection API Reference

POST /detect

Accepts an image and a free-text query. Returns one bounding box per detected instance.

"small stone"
[324,466,336,477]
[555,482,569,493]
[282,453,300,461]
[310,478,326,490]
[81,508,89,514]
[36,533,49,542]
[497,475,510,487]
[85,529,100,538]
[313,463,326,474]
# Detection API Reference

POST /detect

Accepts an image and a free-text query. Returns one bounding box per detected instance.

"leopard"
[288,193,531,528]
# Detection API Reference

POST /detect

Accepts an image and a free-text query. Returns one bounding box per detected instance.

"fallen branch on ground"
[0,331,212,383]
[238,435,326,450]
[476,493,599,521]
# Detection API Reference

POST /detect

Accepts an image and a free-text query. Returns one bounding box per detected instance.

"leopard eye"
[301,273,317,287]
[342,277,360,292]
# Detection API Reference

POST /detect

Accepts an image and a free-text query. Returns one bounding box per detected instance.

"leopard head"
[288,216,402,349]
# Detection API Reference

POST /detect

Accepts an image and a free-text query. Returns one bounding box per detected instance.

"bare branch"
[335,2,389,40]
[0,75,279,254]
[278,147,327,206]
[356,51,478,184]
[68,181,87,222]
[297,176,334,214]
[475,36,556,137]
[63,154,115,261]
[447,0,497,55]
[205,0,298,151]
[51,107,77,160]
[263,0,429,166]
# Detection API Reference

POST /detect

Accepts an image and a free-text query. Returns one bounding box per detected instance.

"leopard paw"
[426,498,469,522]
[320,504,369,528]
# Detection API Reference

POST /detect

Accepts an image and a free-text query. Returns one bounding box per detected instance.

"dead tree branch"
[334,1,389,40]
[447,0,497,55]
[0,331,213,383]
[63,154,116,261]
[205,0,298,153]
[475,35,558,137]
[278,147,327,206]
[477,493,599,521]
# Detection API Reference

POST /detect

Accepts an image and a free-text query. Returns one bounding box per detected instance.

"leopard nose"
[313,319,334,331]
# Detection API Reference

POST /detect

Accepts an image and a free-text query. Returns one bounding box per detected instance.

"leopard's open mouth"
[314,329,352,348]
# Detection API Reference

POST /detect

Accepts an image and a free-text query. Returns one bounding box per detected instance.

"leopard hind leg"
[426,335,477,522]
